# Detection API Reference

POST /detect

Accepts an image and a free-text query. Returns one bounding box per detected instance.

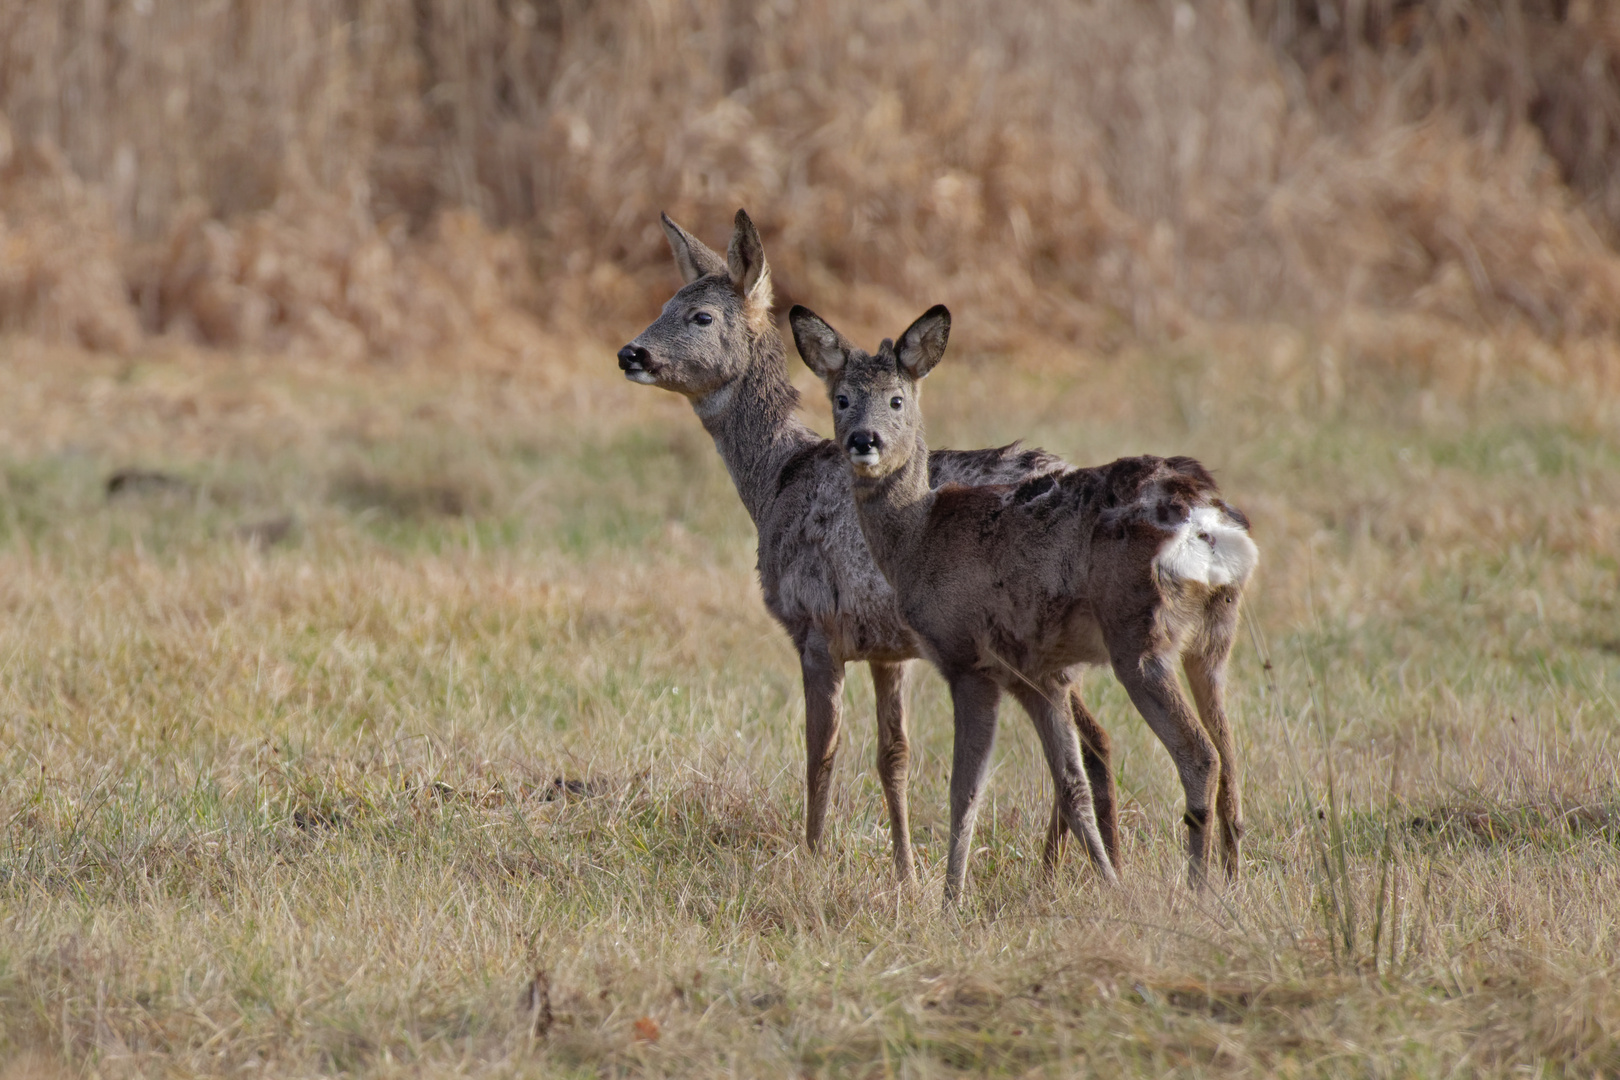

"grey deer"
[791,303,1258,901]
[617,210,1121,883]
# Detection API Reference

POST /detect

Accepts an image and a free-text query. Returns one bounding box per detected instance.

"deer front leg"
[1012,682,1118,885]
[869,660,917,885]
[944,672,1002,907]
[799,630,845,854]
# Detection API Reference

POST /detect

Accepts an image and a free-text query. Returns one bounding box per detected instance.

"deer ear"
[661,212,726,284]
[789,306,848,380]
[896,305,950,379]
[727,208,773,315]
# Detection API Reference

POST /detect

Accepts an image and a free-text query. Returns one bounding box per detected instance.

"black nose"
[848,431,881,454]
[618,344,650,371]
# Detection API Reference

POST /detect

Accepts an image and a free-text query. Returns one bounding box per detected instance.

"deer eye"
[889,396,904,410]
[692,312,714,326]
[835,395,849,410]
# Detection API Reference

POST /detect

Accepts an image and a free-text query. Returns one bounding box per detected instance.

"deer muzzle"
[617,344,659,384]
[846,430,883,470]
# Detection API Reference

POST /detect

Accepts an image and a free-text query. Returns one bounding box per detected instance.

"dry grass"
[2,328,1617,1076]
[2,2,1619,1073]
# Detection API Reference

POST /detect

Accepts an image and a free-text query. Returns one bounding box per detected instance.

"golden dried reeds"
[0,0,1617,378]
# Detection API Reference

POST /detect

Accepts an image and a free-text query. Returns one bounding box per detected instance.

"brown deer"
[617,210,1120,884]
[791,303,1258,902]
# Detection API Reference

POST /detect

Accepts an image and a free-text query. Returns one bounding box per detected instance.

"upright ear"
[661,212,727,284]
[789,306,851,381]
[895,305,951,379]
[727,208,773,314]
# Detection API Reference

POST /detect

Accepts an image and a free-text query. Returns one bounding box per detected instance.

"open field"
[3,0,1620,1074]
[2,325,1618,1076]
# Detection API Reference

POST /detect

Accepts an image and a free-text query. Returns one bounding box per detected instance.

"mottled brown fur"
[792,303,1258,902]
[618,212,1119,883]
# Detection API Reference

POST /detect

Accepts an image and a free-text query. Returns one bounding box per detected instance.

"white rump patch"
[1155,506,1258,587]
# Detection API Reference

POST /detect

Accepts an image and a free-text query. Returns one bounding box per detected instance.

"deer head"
[791,304,950,479]
[617,208,774,398]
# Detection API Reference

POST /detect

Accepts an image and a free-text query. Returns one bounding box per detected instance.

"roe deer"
[791,303,1258,902]
[617,210,1120,883]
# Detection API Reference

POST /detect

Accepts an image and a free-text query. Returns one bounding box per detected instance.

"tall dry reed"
[1,0,1617,379]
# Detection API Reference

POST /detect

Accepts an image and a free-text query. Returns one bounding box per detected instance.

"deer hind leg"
[1039,689,1120,875]
[1011,681,1118,885]
[799,630,845,854]
[1184,601,1243,879]
[869,660,917,885]
[944,671,1003,907]
[1111,649,1219,888]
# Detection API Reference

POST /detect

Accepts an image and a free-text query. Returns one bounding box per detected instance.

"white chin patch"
[849,450,881,469]
[624,370,658,385]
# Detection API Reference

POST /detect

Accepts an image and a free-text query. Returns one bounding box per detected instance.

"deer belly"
[1057,612,1111,666]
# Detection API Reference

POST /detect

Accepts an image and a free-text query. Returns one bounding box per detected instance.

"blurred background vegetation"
[4,6,1620,1074]
[2,0,1618,380]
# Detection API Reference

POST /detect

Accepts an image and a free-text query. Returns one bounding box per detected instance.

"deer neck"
[851,431,933,584]
[691,332,815,526]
